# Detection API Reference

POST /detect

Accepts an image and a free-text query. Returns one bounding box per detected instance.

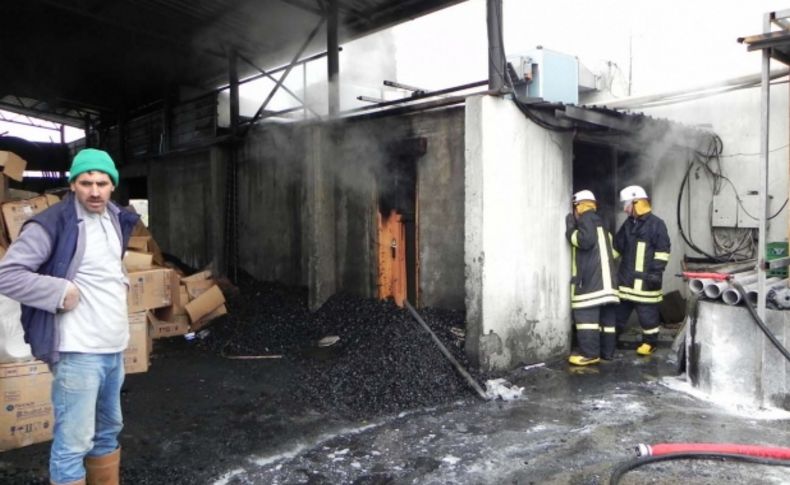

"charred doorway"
[572,142,618,233]
[377,138,426,306]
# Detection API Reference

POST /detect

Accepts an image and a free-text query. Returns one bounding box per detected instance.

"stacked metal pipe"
[687,270,790,307]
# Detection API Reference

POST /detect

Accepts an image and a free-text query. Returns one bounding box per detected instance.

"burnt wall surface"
[413,109,465,309]
[147,148,226,271]
[238,126,305,286]
[146,107,465,311]
[322,107,466,309]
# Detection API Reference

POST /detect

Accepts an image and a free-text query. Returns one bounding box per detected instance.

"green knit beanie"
[69,148,119,186]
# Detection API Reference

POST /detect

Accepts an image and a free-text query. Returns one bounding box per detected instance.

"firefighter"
[565,190,619,366]
[613,185,671,356]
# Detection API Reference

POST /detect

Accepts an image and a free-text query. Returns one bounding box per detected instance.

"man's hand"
[61,283,80,311]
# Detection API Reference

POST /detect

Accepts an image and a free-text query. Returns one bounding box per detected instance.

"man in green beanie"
[0,148,138,485]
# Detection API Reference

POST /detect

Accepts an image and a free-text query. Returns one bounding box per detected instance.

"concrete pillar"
[688,301,789,410]
[303,125,337,310]
[465,95,573,371]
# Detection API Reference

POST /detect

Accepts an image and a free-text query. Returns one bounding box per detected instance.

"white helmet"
[572,190,596,204]
[619,185,648,202]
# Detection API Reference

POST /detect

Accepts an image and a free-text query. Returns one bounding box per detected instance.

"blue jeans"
[49,352,125,484]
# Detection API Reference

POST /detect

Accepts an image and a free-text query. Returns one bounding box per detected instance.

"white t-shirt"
[57,207,129,353]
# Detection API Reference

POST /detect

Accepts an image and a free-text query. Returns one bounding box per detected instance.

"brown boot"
[85,447,120,485]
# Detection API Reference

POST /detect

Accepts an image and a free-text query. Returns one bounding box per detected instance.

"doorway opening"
[377,137,426,307]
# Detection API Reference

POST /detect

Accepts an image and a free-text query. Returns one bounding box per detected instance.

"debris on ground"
[484,378,525,401]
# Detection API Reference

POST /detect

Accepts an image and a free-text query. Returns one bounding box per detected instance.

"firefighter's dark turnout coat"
[613,212,671,304]
[565,210,619,309]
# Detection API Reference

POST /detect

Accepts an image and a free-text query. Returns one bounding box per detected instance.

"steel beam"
[229,50,240,136]
[344,80,488,114]
[757,12,772,321]
[327,0,340,116]
[383,80,427,94]
[243,17,326,134]
[237,53,318,117]
[486,0,506,92]
[357,96,386,103]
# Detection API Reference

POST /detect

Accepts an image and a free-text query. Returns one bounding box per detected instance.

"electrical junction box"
[711,192,766,229]
[507,47,579,104]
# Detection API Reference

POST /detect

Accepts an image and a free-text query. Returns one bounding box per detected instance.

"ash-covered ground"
[2,274,789,485]
[0,274,494,484]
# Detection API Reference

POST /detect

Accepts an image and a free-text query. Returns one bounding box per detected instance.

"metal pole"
[229,50,240,136]
[758,12,771,321]
[327,0,340,115]
[303,61,308,119]
[486,0,506,92]
[237,52,318,117]
[243,17,325,135]
[404,300,489,400]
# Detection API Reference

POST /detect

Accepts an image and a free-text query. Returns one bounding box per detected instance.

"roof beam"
[560,106,638,132]
[29,0,225,59]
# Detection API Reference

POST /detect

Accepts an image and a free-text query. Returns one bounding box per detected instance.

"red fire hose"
[637,442,790,460]
[678,271,730,281]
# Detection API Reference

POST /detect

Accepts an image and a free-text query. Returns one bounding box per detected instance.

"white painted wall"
[643,84,789,294]
[465,95,573,371]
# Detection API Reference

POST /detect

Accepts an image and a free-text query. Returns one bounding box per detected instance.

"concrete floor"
[1,343,788,484]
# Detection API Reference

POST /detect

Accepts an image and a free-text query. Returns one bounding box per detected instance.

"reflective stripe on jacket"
[613,212,671,304]
[566,211,619,309]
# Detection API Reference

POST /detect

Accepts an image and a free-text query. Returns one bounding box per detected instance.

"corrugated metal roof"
[0,0,463,123]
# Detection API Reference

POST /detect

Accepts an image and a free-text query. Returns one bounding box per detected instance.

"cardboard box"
[0,151,26,182]
[123,251,154,272]
[155,272,188,323]
[181,270,212,283]
[43,194,60,206]
[127,236,150,252]
[191,304,227,332]
[131,221,164,267]
[1,196,50,241]
[0,173,7,204]
[184,284,225,324]
[124,312,150,374]
[0,360,54,451]
[127,268,173,314]
[148,312,190,339]
[184,279,214,300]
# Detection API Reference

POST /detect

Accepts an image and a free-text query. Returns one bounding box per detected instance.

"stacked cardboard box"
[124,221,228,338]
[0,360,54,451]
[0,151,26,207]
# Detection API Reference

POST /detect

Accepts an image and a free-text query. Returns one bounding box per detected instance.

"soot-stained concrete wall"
[147,148,227,272]
[324,107,466,310]
[238,125,305,286]
[147,107,467,312]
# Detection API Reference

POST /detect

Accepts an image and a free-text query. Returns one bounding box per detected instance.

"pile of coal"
[202,275,487,418]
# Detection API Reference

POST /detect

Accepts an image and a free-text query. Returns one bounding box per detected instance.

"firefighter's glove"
[644,272,662,285]
[565,213,576,231]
